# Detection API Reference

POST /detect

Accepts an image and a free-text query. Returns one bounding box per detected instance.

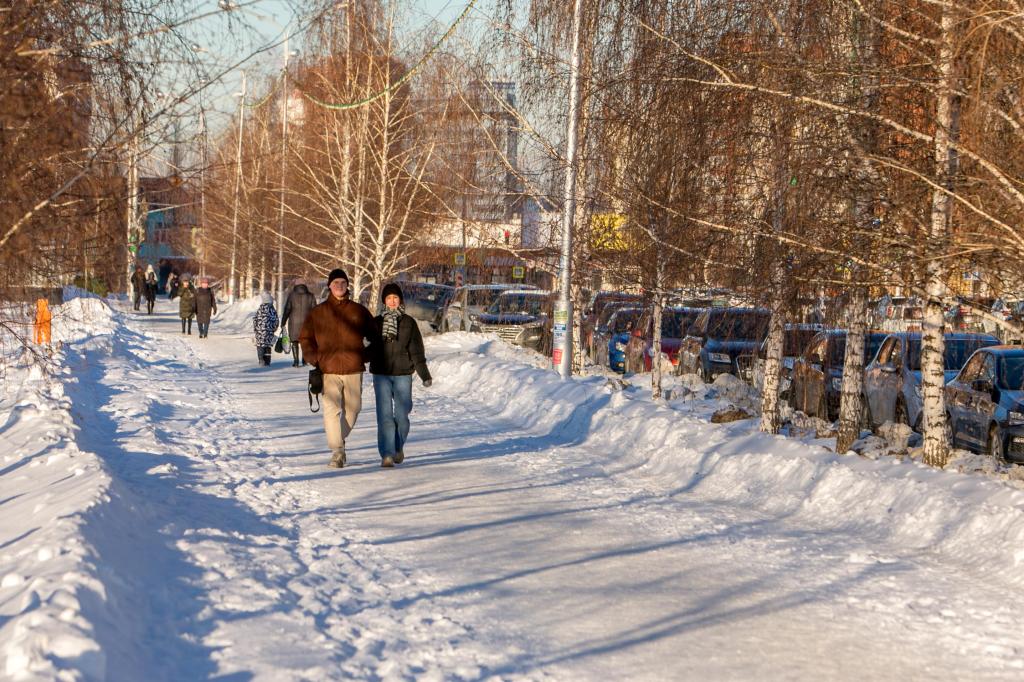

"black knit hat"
[381,282,404,303]
[327,268,348,285]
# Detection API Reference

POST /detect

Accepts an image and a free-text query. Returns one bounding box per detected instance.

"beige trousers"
[322,373,363,454]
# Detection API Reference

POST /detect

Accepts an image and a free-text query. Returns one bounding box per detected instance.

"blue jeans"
[373,374,413,458]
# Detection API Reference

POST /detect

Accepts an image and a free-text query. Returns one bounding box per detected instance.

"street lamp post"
[229,71,246,303]
[554,0,584,379]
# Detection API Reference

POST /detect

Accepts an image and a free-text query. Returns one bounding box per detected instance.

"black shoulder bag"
[308,367,323,412]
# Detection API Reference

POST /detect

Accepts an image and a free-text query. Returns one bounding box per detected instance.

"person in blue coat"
[253,292,279,366]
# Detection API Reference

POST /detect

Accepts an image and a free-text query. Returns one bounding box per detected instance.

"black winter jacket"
[194,288,217,323]
[281,285,317,338]
[370,314,431,381]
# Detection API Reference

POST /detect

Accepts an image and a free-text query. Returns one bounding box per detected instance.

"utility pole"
[278,40,297,314]
[229,71,246,303]
[554,0,584,378]
[199,106,208,280]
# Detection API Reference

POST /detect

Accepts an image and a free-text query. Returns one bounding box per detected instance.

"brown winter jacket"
[298,294,378,375]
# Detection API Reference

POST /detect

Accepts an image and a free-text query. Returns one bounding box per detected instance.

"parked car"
[736,324,824,395]
[441,284,533,332]
[470,290,555,353]
[789,330,889,421]
[594,306,643,372]
[864,332,1000,430]
[582,291,642,358]
[677,307,771,380]
[624,306,704,373]
[401,282,456,332]
[945,346,1024,461]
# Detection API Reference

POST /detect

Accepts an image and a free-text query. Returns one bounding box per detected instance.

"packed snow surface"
[3,293,1024,679]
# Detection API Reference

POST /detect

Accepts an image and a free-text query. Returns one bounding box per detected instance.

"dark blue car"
[677,307,771,380]
[596,306,643,372]
[944,346,1024,461]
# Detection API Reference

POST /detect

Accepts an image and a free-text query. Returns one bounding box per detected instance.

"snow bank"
[0,296,118,680]
[426,334,1024,588]
[210,295,261,336]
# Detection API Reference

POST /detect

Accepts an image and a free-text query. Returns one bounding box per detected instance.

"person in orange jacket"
[33,298,51,345]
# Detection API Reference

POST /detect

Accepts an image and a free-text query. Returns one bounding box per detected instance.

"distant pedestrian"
[280,278,317,367]
[33,298,51,345]
[144,272,158,314]
[130,266,146,311]
[298,268,377,468]
[178,275,196,334]
[253,292,279,366]
[370,283,431,468]
[194,277,217,338]
[168,272,181,299]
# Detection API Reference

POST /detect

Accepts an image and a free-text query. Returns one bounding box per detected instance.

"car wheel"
[988,426,1006,463]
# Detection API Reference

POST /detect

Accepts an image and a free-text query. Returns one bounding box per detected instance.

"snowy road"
[12,294,1024,680]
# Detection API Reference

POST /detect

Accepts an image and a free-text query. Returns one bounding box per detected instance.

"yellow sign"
[512,266,524,279]
[454,253,466,265]
[590,213,629,251]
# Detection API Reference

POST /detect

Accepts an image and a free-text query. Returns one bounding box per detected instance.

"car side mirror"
[972,378,994,395]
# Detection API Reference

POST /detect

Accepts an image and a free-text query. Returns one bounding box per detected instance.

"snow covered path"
[11,295,1024,680]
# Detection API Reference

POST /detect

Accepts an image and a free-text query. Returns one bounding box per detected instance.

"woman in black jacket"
[370,282,432,468]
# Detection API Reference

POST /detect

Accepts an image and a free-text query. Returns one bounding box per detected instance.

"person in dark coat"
[168,271,181,299]
[130,266,146,311]
[253,291,279,366]
[194,277,217,338]
[280,278,317,367]
[144,272,158,314]
[370,282,431,468]
[178,275,197,334]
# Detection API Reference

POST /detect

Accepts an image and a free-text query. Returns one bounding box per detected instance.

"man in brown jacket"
[298,268,379,467]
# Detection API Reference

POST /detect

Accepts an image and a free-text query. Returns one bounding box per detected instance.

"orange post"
[33,299,51,345]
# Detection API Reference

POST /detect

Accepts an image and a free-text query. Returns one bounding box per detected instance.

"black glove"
[423,379,432,388]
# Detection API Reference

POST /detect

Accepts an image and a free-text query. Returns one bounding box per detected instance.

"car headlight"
[709,352,730,364]
[468,313,479,322]
[831,377,843,391]
[614,342,627,351]
[1008,411,1024,426]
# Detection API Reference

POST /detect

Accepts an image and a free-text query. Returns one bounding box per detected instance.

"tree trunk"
[759,282,786,434]
[922,5,957,468]
[651,293,664,400]
[836,288,868,453]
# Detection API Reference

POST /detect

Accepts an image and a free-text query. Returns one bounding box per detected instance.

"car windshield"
[487,294,548,316]
[829,335,886,367]
[609,309,642,333]
[906,338,997,371]
[593,295,639,320]
[999,356,1024,390]
[597,301,637,328]
[784,329,819,356]
[707,312,769,340]
[408,286,454,306]
[662,311,700,339]
[467,289,501,307]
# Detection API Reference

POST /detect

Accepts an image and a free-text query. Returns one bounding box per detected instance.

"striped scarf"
[382,305,404,341]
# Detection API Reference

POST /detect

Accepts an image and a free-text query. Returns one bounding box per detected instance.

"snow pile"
[425,334,1024,588]
[210,295,261,336]
[710,373,760,414]
[0,298,117,680]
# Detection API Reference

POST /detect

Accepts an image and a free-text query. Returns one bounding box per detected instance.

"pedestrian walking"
[370,283,432,468]
[130,266,146,311]
[194,277,217,338]
[33,298,51,345]
[168,271,181,299]
[254,291,279,366]
[280,278,317,367]
[298,269,377,468]
[178,275,196,334]
[144,272,158,314]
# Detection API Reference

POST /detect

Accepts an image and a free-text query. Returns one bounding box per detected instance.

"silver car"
[442,284,534,332]
[863,332,1000,430]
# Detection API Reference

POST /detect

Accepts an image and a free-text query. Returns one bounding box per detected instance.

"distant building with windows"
[137,176,198,271]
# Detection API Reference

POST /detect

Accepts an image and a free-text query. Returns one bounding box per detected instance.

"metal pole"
[555,0,584,378]
[229,71,246,303]
[199,108,207,279]
[126,132,139,296]
[277,40,289,314]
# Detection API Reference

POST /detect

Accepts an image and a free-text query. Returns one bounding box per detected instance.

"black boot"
[291,343,300,367]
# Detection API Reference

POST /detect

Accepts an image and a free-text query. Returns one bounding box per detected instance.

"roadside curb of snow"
[0,294,122,680]
[426,335,1024,588]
